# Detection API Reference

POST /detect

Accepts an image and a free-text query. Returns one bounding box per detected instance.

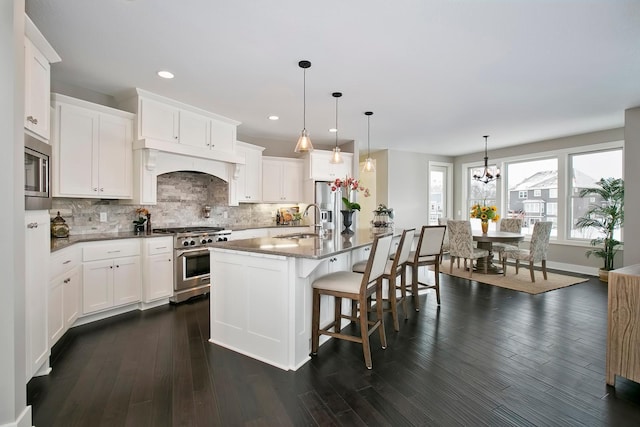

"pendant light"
[472,135,501,184]
[362,111,376,172]
[329,92,343,164]
[294,60,313,153]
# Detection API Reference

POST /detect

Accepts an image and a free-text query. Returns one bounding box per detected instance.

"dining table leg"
[474,241,504,274]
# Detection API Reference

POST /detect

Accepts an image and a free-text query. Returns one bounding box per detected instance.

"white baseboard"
[0,405,32,427]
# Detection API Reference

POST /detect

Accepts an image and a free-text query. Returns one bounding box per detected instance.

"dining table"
[472,230,525,274]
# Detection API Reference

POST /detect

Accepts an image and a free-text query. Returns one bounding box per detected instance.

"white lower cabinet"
[82,240,141,314]
[25,210,51,381]
[48,245,82,347]
[142,237,174,302]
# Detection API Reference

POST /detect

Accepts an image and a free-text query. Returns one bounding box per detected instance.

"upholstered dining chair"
[438,217,452,264]
[352,228,416,331]
[311,233,393,369]
[501,221,553,282]
[492,218,523,257]
[447,220,489,278]
[405,225,446,311]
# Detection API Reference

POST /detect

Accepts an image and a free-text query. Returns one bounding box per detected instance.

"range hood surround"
[131,139,246,206]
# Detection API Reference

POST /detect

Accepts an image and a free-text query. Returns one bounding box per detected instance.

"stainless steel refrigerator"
[314,181,336,231]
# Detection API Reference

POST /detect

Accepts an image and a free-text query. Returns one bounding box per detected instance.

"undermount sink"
[274,233,319,239]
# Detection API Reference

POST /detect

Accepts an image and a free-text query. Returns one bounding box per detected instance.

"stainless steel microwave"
[25,133,52,210]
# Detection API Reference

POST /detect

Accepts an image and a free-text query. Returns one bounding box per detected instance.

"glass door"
[428,162,452,224]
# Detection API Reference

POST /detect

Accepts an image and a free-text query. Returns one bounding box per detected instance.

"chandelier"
[473,135,501,184]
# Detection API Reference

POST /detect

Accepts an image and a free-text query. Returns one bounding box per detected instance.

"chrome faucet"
[303,203,324,236]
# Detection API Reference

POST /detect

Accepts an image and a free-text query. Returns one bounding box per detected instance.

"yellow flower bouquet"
[470,203,500,223]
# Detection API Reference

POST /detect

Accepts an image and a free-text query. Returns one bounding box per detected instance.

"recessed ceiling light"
[268,115,279,121]
[157,70,174,79]
[329,128,337,133]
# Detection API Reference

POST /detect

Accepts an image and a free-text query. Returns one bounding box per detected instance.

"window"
[569,149,623,240]
[467,167,497,231]
[505,158,558,236]
[465,141,621,243]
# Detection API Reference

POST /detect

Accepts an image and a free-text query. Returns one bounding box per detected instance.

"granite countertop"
[51,231,167,252]
[50,224,311,253]
[209,229,400,260]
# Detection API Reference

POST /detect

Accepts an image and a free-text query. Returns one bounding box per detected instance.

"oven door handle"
[176,248,209,257]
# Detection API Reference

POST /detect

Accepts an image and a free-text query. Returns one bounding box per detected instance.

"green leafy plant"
[575,177,624,271]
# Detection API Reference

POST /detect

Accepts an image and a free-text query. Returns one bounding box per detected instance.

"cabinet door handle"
[116,265,120,268]
[110,265,113,269]
[155,246,167,250]
[100,188,104,192]
[107,250,121,254]
[27,222,38,229]
[26,115,38,124]
[174,136,179,140]
[63,260,72,264]
[64,278,70,283]
[93,188,98,192]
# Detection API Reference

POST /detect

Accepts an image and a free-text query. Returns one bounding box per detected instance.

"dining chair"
[405,225,446,311]
[447,220,489,278]
[311,234,393,369]
[352,228,416,331]
[492,218,523,257]
[501,221,553,282]
[438,217,452,264]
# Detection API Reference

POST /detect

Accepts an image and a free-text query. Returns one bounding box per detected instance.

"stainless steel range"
[153,226,232,303]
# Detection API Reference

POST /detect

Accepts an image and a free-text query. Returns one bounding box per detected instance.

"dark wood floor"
[28,271,640,426]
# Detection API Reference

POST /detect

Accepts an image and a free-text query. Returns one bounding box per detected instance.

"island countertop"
[210,229,398,259]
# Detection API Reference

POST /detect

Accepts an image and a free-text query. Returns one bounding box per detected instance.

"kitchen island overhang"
[208,230,398,370]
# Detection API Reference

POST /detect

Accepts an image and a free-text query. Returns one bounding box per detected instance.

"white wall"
[624,107,640,265]
[385,150,454,230]
[1,1,29,426]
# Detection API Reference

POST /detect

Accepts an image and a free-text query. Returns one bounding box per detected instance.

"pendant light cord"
[303,68,306,129]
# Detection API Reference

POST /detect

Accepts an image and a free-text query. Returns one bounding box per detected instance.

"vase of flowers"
[133,208,150,234]
[470,203,499,234]
[330,176,370,234]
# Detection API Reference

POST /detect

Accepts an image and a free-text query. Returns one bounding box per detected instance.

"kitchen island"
[209,230,398,370]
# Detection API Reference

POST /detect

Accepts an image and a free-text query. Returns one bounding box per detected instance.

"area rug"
[432,260,589,295]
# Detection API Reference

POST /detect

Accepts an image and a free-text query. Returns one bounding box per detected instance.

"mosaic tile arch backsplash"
[51,171,287,234]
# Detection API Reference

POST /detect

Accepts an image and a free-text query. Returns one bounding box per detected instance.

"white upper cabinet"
[52,94,135,199]
[139,97,179,142]
[235,141,265,203]
[121,89,240,156]
[24,15,61,141]
[306,150,353,181]
[262,157,303,203]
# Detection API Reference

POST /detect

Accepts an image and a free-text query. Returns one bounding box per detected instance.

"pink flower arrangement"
[329,176,370,211]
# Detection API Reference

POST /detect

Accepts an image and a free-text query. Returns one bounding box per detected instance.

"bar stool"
[405,225,446,311]
[352,228,416,331]
[311,234,393,369]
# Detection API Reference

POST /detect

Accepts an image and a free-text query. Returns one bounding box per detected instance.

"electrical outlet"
[100,212,107,222]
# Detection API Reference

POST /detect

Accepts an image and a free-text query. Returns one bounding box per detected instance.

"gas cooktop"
[153,226,227,234]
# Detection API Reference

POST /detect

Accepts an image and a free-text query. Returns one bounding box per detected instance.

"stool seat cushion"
[312,271,369,293]
[352,259,394,275]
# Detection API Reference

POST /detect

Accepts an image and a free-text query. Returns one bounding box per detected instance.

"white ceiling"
[26,0,640,156]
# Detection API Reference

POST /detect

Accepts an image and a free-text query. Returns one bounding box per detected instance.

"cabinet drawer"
[83,239,140,262]
[50,246,81,279]
[146,237,173,255]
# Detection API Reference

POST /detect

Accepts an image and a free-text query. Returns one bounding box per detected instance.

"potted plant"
[575,177,624,282]
[329,176,370,234]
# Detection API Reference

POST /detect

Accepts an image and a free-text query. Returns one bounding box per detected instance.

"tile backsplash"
[51,171,296,234]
